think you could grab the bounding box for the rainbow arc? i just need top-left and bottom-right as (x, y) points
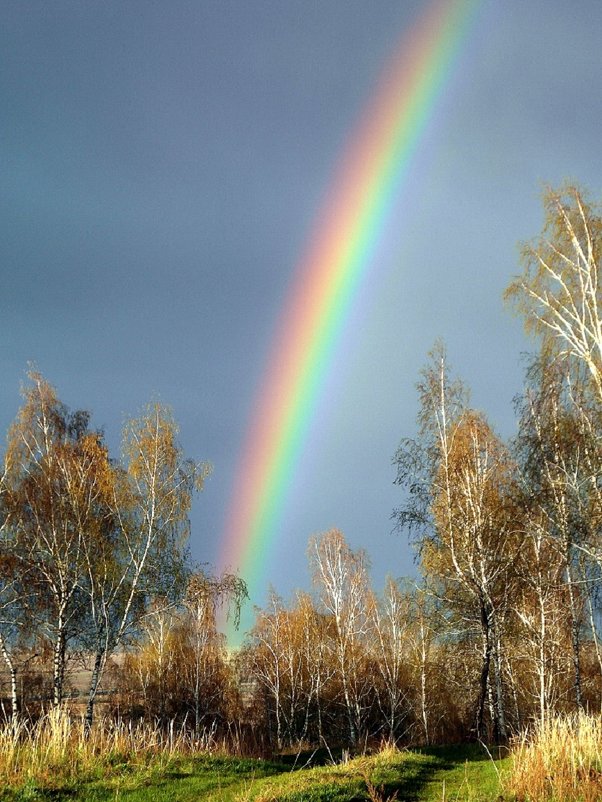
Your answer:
(219, 0), (481, 637)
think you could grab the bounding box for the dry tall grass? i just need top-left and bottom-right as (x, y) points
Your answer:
(0, 708), (214, 787)
(509, 712), (602, 802)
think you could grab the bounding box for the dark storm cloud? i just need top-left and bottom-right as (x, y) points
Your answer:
(1, 0), (601, 610)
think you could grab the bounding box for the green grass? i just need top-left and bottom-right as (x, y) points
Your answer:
(416, 745), (509, 802)
(0, 755), (283, 802)
(0, 744), (508, 802)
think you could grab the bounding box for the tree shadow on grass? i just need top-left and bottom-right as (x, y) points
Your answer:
(377, 751), (454, 802)
(377, 743), (505, 802)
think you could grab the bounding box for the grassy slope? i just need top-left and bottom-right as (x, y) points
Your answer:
(2, 745), (508, 802)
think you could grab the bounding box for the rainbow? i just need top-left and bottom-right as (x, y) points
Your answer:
(219, 0), (481, 633)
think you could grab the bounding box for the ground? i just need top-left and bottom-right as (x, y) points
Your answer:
(1, 744), (509, 802)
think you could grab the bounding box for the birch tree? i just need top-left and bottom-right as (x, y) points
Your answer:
(394, 347), (519, 741)
(82, 402), (210, 729)
(369, 578), (411, 742)
(431, 410), (519, 741)
(513, 358), (595, 712)
(182, 570), (247, 734)
(507, 186), (602, 709)
(405, 584), (439, 746)
(246, 590), (296, 749)
(506, 185), (602, 401)
(309, 528), (372, 746)
(0, 545), (31, 722)
(3, 373), (113, 707)
(511, 515), (570, 727)
(0, 460), (27, 722)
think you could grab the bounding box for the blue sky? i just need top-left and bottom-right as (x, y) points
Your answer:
(2, 0), (601, 632)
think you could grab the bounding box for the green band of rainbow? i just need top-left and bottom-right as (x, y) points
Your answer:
(219, 0), (481, 633)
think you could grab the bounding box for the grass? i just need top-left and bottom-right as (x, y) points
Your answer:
(6, 711), (602, 801)
(0, 708), (245, 799)
(508, 712), (602, 802)
(0, 709), (509, 801)
(417, 744), (508, 802)
(0, 742), (507, 802)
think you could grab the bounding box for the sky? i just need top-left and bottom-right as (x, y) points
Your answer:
(2, 0), (601, 637)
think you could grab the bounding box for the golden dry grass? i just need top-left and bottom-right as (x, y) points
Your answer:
(509, 712), (602, 802)
(0, 707), (206, 787)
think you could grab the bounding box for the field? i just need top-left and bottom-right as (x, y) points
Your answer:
(0, 740), (508, 802)
(5, 712), (602, 801)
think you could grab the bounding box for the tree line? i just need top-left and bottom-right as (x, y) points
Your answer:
(1, 184), (601, 752)
(238, 184), (602, 749)
(0, 379), (246, 731)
